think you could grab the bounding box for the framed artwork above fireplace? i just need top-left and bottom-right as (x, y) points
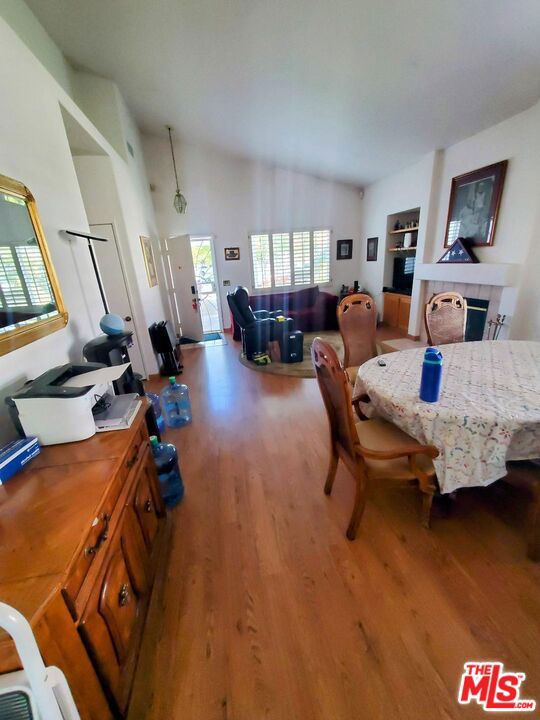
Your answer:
(444, 160), (507, 248)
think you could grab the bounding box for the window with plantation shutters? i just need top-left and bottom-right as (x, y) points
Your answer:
(0, 247), (27, 308)
(0, 245), (53, 310)
(249, 229), (331, 290)
(16, 245), (53, 305)
(250, 234), (272, 289)
(292, 231), (311, 285)
(272, 233), (291, 287)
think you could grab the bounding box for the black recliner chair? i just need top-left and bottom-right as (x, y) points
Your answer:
(227, 286), (294, 360)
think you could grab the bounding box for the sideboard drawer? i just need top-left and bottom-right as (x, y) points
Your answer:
(134, 450), (163, 550)
(79, 504), (149, 716)
(122, 425), (147, 479)
(63, 470), (123, 616)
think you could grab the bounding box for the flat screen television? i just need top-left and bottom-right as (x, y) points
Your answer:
(392, 255), (415, 292)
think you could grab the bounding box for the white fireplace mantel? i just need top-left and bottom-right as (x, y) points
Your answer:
(414, 262), (520, 287)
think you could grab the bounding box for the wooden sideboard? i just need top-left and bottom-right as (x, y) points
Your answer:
(382, 291), (411, 333)
(0, 404), (166, 719)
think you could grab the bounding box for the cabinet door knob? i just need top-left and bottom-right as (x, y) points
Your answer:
(118, 583), (130, 607)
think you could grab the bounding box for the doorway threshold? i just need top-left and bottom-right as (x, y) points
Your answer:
(181, 333), (227, 349)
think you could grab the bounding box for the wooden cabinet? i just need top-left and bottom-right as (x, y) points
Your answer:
(0, 405), (166, 719)
(383, 292), (411, 333)
(134, 452), (161, 551)
(79, 510), (147, 715)
(382, 292), (400, 327)
(397, 295), (411, 332)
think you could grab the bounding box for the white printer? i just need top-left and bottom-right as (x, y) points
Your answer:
(7, 363), (111, 445)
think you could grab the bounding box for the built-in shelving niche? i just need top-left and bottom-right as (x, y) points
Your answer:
(383, 207), (420, 292)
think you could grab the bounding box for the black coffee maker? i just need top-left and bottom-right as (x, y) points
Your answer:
(83, 332), (144, 395)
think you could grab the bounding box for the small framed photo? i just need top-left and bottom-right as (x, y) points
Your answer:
(224, 247), (240, 261)
(336, 239), (353, 260)
(366, 237), (378, 262)
(140, 236), (158, 287)
(444, 160), (507, 247)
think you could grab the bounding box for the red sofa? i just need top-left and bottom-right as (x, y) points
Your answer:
(231, 285), (338, 341)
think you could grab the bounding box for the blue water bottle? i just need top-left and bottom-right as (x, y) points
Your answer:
(146, 392), (165, 432)
(160, 376), (192, 428)
(419, 347), (443, 403)
(149, 435), (184, 507)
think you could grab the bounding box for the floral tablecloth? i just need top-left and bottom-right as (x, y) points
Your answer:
(353, 341), (540, 493)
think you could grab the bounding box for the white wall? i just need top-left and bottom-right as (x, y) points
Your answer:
(428, 101), (540, 268)
(71, 71), (127, 159)
(0, 11), (168, 442)
(429, 101), (540, 341)
(358, 152), (438, 310)
(73, 150), (168, 375)
(0, 0), (72, 94)
(359, 99), (540, 340)
(0, 17), (103, 442)
(142, 136), (363, 329)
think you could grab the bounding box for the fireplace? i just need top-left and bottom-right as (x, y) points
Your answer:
(464, 297), (489, 341)
(419, 280), (506, 343)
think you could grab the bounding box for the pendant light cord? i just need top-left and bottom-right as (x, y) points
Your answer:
(167, 126), (180, 192)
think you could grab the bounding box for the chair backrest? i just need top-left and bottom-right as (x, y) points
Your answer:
(425, 291), (467, 345)
(311, 337), (360, 461)
(227, 286), (256, 328)
(337, 293), (377, 369)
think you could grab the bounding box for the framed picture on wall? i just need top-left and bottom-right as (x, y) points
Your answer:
(140, 236), (158, 287)
(224, 247), (240, 261)
(366, 237), (378, 261)
(444, 160), (507, 247)
(337, 239), (353, 260)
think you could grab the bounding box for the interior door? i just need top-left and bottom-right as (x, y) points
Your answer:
(167, 234), (204, 342)
(89, 223), (146, 376)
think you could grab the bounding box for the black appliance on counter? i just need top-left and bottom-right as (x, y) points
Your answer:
(83, 332), (144, 395)
(83, 332), (161, 440)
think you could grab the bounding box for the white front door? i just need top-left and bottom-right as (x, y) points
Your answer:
(89, 223), (147, 376)
(191, 236), (223, 334)
(167, 234), (204, 342)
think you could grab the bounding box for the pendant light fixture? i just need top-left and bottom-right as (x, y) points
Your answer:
(167, 126), (187, 214)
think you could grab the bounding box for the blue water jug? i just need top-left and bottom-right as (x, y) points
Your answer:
(149, 435), (184, 507)
(160, 376), (192, 428)
(419, 347), (443, 403)
(146, 392), (165, 432)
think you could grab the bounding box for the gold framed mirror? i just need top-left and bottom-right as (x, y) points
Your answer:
(0, 174), (68, 356)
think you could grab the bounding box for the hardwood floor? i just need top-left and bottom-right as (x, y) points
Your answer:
(130, 334), (540, 720)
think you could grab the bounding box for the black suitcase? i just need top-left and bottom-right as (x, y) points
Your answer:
(279, 331), (304, 363)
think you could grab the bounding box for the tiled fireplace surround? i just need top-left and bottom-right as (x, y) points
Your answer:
(419, 281), (502, 342)
(412, 263), (519, 342)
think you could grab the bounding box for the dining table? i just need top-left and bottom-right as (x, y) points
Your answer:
(353, 340), (540, 494)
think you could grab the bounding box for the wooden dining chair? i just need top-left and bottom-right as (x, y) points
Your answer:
(337, 293), (377, 385)
(425, 291), (467, 345)
(311, 337), (439, 540)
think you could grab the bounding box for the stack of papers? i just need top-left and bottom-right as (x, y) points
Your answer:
(93, 393), (141, 432)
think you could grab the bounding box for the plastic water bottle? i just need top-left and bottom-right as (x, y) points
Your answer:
(149, 435), (184, 507)
(146, 392), (165, 433)
(419, 347), (443, 403)
(160, 376), (192, 428)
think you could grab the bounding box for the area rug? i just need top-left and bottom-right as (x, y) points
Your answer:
(238, 331), (344, 378)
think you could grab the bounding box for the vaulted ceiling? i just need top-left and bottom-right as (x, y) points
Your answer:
(27, 0), (540, 185)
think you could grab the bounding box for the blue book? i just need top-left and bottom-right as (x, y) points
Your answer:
(0, 437), (41, 484)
